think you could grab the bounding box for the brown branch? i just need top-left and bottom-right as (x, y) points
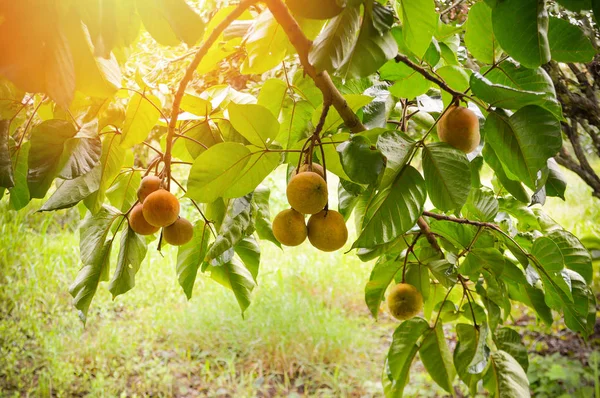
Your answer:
(417, 216), (444, 255)
(166, 0), (257, 191)
(394, 54), (464, 99)
(265, 0), (365, 133)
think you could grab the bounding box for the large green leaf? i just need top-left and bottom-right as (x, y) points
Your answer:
(241, 10), (288, 74)
(120, 93), (161, 148)
(354, 166), (426, 248)
(187, 142), (252, 203)
(464, 2), (501, 64)
(394, 0), (438, 58)
(106, 170), (141, 212)
(9, 142), (30, 210)
(223, 148), (280, 199)
(337, 135), (385, 185)
(206, 194), (254, 263)
(184, 122), (222, 159)
(309, 6), (361, 73)
(58, 120), (102, 180)
(376, 130), (417, 188)
(228, 103), (280, 148)
(257, 78), (288, 118)
(136, 0), (204, 46)
(545, 158), (566, 200)
(454, 324), (487, 393)
(364, 257), (403, 319)
(234, 236), (260, 281)
(419, 323), (456, 393)
(40, 166), (101, 211)
(339, 2), (396, 80)
(387, 317), (431, 396)
(492, 0), (550, 68)
(493, 327), (528, 371)
(27, 119), (77, 198)
(180, 93), (213, 116)
(463, 188), (499, 222)
(547, 17), (596, 63)
(422, 142), (471, 212)
(0, 120), (14, 188)
(484, 107), (562, 190)
(209, 256), (256, 315)
(176, 220), (210, 299)
(461, 248), (505, 278)
(388, 71), (431, 99)
(70, 205), (121, 322)
(482, 144), (529, 203)
(108, 224), (147, 298)
(484, 350), (530, 398)
(251, 185), (280, 248)
(541, 229), (593, 284)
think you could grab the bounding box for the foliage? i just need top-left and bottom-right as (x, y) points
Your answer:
(0, 0), (598, 396)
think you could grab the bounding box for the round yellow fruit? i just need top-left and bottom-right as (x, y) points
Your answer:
(307, 210), (348, 252)
(272, 208), (307, 246)
(387, 283), (423, 321)
(137, 175), (162, 203)
(286, 171), (328, 215)
(286, 0), (344, 20)
(437, 105), (480, 153)
(129, 203), (160, 235)
(142, 189), (180, 227)
(294, 163), (325, 179)
(163, 217), (194, 246)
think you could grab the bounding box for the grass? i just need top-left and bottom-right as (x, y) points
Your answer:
(0, 164), (598, 397)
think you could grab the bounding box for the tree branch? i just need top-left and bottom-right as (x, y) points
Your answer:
(264, 0), (365, 133)
(394, 53), (464, 99)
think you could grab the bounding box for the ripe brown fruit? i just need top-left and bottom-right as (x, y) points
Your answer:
(286, 0), (344, 20)
(163, 217), (194, 246)
(137, 176), (162, 203)
(294, 163), (325, 179)
(307, 210), (348, 252)
(142, 189), (180, 227)
(286, 171), (328, 215)
(387, 283), (423, 321)
(272, 208), (307, 246)
(129, 204), (160, 235)
(437, 105), (480, 153)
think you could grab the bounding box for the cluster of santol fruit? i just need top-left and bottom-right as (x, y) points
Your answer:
(128, 176), (193, 246)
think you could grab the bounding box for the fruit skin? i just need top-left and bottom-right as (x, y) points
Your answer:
(286, 0), (344, 20)
(163, 217), (194, 246)
(129, 204), (160, 235)
(272, 208), (307, 246)
(307, 210), (348, 252)
(142, 189), (180, 227)
(286, 171), (328, 215)
(387, 283), (424, 321)
(437, 105), (480, 153)
(294, 163), (325, 179)
(137, 176), (162, 203)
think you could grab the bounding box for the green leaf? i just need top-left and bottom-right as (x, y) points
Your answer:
(84, 133), (126, 214)
(532, 236), (565, 273)
(405, 263), (431, 301)
(420, 323), (456, 393)
(223, 148), (280, 199)
(234, 236), (260, 281)
(594, 0), (600, 24)
(276, 100), (313, 149)
(484, 350), (530, 398)
(312, 94), (372, 133)
(316, 134), (350, 180)
(337, 135), (385, 185)
(482, 144), (529, 203)
(555, 0), (593, 11)
(566, 269), (596, 336)
(510, 284), (553, 326)
(209, 256), (256, 315)
(180, 93), (213, 116)
(9, 142), (30, 210)
(387, 317), (431, 396)
(454, 324), (487, 393)
(58, 121), (102, 180)
(257, 78), (288, 118)
(543, 229), (593, 284)
(241, 10), (289, 74)
(136, 0), (204, 46)
(464, 188), (499, 222)
(376, 130), (417, 188)
(354, 166), (426, 248)
(120, 93), (161, 148)
(106, 170), (141, 212)
(394, 0), (438, 58)
(545, 158), (566, 200)
(461, 248), (505, 278)
(27, 119), (77, 198)
(365, 257), (403, 319)
(362, 84), (394, 129)
(492, 0), (550, 68)
(388, 71), (431, 99)
(493, 327), (528, 371)
(108, 224), (147, 298)
(484, 107), (562, 190)
(40, 166), (101, 211)
(206, 194), (254, 263)
(309, 6), (361, 73)
(422, 143), (471, 212)
(547, 17), (596, 63)
(176, 220), (210, 299)
(464, 2), (501, 64)
(251, 185), (280, 248)
(184, 122), (222, 159)
(0, 120), (14, 188)
(339, 2), (396, 80)
(187, 142), (252, 203)
(228, 103), (280, 148)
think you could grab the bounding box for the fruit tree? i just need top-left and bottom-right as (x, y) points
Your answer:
(0, 0), (599, 396)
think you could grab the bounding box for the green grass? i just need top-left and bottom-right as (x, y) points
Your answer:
(0, 164), (598, 397)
